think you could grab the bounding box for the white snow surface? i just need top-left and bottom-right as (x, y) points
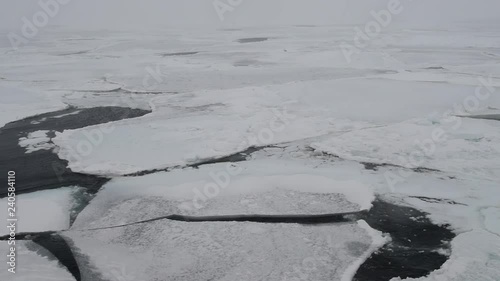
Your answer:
(311, 117), (500, 181)
(71, 159), (374, 229)
(0, 85), (66, 128)
(52, 76), (498, 176)
(0, 187), (77, 235)
(1, 26), (499, 281)
(18, 130), (55, 153)
(66, 220), (373, 281)
(66, 159), (379, 280)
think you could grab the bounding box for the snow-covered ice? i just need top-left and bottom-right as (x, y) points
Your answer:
(18, 130), (55, 153)
(0, 85), (66, 128)
(52, 77), (498, 176)
(0, 187), (78, 235)
(66, 220), (375, 281)
(1, 25), (499, 281)
(311, 117), (500, 181)
(71, 158), (374, 229)
(482, 207), (500, 236)
(63, 158), (380, 280)
(341, 220), (389, 281)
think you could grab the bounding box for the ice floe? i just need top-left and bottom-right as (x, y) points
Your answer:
(18, 130), (54, 153)
(0, 187), (80, 235)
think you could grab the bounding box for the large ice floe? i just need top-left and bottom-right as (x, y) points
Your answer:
(0, 187), (84, 236)
(0, 85), (66, 128)
(71, 159), (375, 229)
(52, 76), (500, 176)
(64, 159), (381, 281)
(311, 116), (500, 182)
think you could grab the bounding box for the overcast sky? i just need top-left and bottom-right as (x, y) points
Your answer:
(1, 0), (499, 30)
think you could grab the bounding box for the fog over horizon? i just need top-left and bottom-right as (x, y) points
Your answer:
(1, 0), (500, 31)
